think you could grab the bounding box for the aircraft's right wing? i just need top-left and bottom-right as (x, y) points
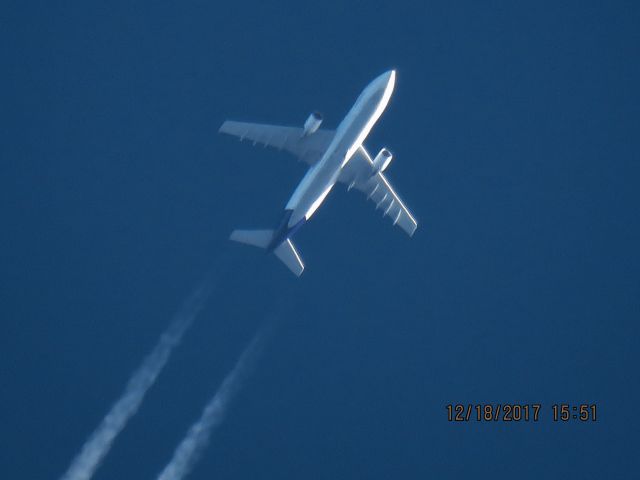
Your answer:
(219, 120), (335, 166)
(338, 146), (418, 237)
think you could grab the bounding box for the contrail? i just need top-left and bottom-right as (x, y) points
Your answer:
(156, 326), (269, 480)
(59, 277), (216, 480)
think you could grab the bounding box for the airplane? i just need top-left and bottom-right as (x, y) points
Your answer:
(219, 70), (417, 276)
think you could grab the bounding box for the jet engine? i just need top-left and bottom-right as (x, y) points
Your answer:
(372, 148), (393, 174)
(303, 111), (323, 136)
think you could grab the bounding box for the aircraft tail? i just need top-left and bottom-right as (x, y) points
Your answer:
(229, 230), (305, 276)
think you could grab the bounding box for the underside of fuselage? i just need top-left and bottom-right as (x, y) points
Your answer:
(266, 210), (306, 252)
(282, 71), (395, 232)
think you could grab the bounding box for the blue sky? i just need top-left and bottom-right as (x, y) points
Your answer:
(1, 1), (639, 478)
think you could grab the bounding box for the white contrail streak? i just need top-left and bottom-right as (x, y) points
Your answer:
(156, 328), (268, 480)
(59, 279), (215, 480)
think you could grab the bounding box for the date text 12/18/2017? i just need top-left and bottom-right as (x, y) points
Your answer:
(446, 404), (597, 422)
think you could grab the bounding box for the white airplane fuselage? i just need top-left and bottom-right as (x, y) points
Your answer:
(267, 70), (396, 251)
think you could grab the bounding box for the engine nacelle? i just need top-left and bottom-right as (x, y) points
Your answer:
(303, 111), (323, 136)
(372, 148), (393, 174)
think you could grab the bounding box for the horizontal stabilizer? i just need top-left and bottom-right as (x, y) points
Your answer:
(229, 229), (273, 249)
(274, 239), (304, 276)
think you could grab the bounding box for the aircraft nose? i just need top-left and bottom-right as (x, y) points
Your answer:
(378, 69), (396, 89)
(377, 69), (394, 83)
(364, 70), (396, 99)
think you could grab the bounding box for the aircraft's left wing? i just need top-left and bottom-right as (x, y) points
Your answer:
(338, 146), (418, 237)
(219, 120), (335, 166)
